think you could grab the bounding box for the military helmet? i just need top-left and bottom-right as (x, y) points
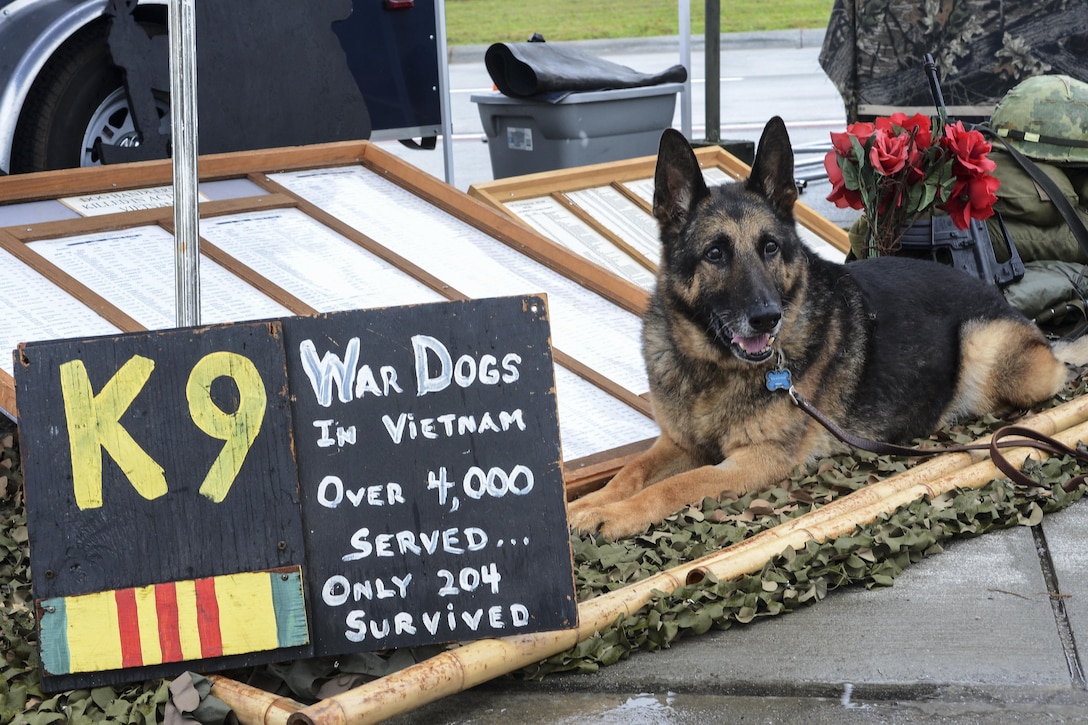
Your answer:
(989, 75), (1088, 164)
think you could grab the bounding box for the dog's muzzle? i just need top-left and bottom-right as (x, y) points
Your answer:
(710, 308), (780, 363)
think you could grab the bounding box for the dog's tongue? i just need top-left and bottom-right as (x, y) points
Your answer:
(733, 333), (771, 354)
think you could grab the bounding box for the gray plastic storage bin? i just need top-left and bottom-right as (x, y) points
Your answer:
(471, 83), (682, 178)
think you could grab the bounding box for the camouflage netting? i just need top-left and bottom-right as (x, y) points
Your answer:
(4, 370), (1088, 720)
(819, 0), (1088, 121)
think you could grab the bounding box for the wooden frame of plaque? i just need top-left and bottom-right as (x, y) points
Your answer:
(467, 145), (850, 295)
(0, 141), (677, 495)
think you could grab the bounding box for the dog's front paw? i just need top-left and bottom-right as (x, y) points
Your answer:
(568, 499), (652, 541)
(566, 501), (603, 536)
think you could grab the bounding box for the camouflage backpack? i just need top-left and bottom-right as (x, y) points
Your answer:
(980, 75), (1088, 331)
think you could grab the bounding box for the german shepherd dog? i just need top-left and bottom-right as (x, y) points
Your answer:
(568, 116), (1088, 540)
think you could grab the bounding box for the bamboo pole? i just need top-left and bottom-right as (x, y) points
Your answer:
(284, 395), (1088, 725)
(209, 676), (305, 725)
(691, 418), (1088, 584)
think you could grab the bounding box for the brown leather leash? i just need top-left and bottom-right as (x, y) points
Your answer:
(785, 386), (1088, 493)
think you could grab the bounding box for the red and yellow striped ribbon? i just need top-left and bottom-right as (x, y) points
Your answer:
(39, 567), (307, 676)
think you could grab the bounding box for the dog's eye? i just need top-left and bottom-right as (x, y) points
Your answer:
(704, 245), (725, 263)
(763, 240), (780, 257)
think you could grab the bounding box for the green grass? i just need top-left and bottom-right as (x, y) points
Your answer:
(443, 0), (835, 46)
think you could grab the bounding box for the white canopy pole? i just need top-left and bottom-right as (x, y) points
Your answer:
(169, 0), (200, 327)
(434, 0), (455, 186)
(678, 0), (692, 139)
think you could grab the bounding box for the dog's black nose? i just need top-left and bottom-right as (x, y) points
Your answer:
(748, 305), (781, 334)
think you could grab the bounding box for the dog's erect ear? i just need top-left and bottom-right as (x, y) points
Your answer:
(746, 116), (797, 220)
(653, 129), (709, 231)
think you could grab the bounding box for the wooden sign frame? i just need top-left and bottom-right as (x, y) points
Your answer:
(0, 141), (664, 493)
(467, 145), (851, 294)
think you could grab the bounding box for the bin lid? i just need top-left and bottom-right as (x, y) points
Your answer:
(484, 41), (688, 99)
(470, 82), (684, 106)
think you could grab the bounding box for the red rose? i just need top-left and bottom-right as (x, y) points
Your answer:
(939, 173), (1001, 229)
(879, 113), (933, 150)
(845, 121), (876, 148)
(940, 121), (996, 176)
(824, 150), (864, 209)
(829, 130), (854, 156)
(868, 128), (911, 176)
(831, 122), (876, 157)
(875, 113), (931, 183)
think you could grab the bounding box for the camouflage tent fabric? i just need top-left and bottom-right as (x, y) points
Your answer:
(819, 0), (1088, 121)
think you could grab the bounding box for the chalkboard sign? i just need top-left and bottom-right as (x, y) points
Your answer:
(15, 296), (578, 688)
(14, 322), (310, 690)
(282, 295), (577, 655)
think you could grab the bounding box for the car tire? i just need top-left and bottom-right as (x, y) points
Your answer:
(11, 25), (167, 174)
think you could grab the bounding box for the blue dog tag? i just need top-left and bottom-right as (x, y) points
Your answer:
(766, 368), (792, 391)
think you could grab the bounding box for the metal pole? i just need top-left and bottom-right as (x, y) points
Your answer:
(704, 0), (720, 144)
(678, 0), (692, 139)
(434, 0), (455, 186)
(169, 0), (200, 327)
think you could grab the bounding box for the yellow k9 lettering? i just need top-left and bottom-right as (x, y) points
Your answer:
(60, 352), (267, 510)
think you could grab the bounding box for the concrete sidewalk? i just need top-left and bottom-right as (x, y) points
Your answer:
(375, 32), (1088, 724)
(383, 503), (1088, 723)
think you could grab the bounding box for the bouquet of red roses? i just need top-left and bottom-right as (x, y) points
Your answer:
(823, 112), (1001, 257)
